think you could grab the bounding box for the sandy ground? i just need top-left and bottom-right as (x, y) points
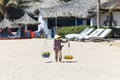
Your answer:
(0, 38), (120, 80)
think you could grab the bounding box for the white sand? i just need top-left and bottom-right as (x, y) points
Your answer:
(0, 38), (120, 80)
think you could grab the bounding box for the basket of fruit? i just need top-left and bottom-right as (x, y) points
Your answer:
(42, 52), (50, 58)
(64, 55), (73, 60)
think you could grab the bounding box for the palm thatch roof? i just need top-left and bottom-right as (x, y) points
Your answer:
(0, 17), (13, 28)
(87, 0), (120, 19)
(23, 0), (64, 17)
(100, 1), (120, 9)
(38, 0), (97, 18)
(12, 13), (40, 25)
(25, 0), (63, 8)
(89, 0), (120, 12)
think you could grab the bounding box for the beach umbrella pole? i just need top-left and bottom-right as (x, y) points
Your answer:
(75, 18), (77, 26)
(25, 25), (28, 31)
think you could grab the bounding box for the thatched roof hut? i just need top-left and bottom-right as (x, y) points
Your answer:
(37, 0), (98, 18)
(0, 17), (13, 28)
(13, 13), (40, 25)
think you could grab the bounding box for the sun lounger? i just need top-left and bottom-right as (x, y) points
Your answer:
(65, 28), (89, 40)
(89, 29), (112, 42)
(77, 28), (105, 41)
(74, 28), (95, 40)
(65, 28), (94, 40)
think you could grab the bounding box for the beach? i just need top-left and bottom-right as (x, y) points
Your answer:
(0, 38), (120, 80)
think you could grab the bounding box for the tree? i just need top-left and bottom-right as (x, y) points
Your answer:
(0, 0), (17, 18)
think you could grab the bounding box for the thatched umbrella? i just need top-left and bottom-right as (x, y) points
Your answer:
(38, 0), (98, 18)
(12, 12), (40, 30)
(0, 17), (13, 28)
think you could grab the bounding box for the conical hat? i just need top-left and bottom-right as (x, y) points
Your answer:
(54, 34), (61, 39)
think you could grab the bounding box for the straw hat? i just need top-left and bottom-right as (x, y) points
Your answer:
(54, 34), (61, 39)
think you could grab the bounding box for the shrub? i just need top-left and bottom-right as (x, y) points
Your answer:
(102, 26), (120, 38)
(109, 27), (120, 38)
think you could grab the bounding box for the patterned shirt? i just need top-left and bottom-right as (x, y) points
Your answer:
(54, 39), (68, 51)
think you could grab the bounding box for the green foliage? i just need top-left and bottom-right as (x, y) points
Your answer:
(100, 26), (120, 38)
(109, 27), (120, 38)
(42, 52), (50, 55)
(57, 26), (93, 38)
(42, 51), (50, 58)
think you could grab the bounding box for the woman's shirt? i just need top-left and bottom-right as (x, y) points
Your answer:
(54, 39), (68, 51)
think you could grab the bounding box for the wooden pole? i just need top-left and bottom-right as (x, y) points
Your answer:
(97, 0), (100, 29)
(109, 11), (113, 27)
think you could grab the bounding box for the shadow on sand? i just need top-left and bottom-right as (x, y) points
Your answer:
(45, 60), (77, 63)
(45, 61), (53, 63)
(62, 61), (77, 63)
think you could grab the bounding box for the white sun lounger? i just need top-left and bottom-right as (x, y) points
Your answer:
(74, 28), (95, 40)
(65, 28), (89, 40)
(77, 28), (105, 41)
(89, 29), (112, 42)
(65, 28), (94, 40)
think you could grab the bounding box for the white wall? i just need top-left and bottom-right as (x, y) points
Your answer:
(113, 12), (120, 26)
